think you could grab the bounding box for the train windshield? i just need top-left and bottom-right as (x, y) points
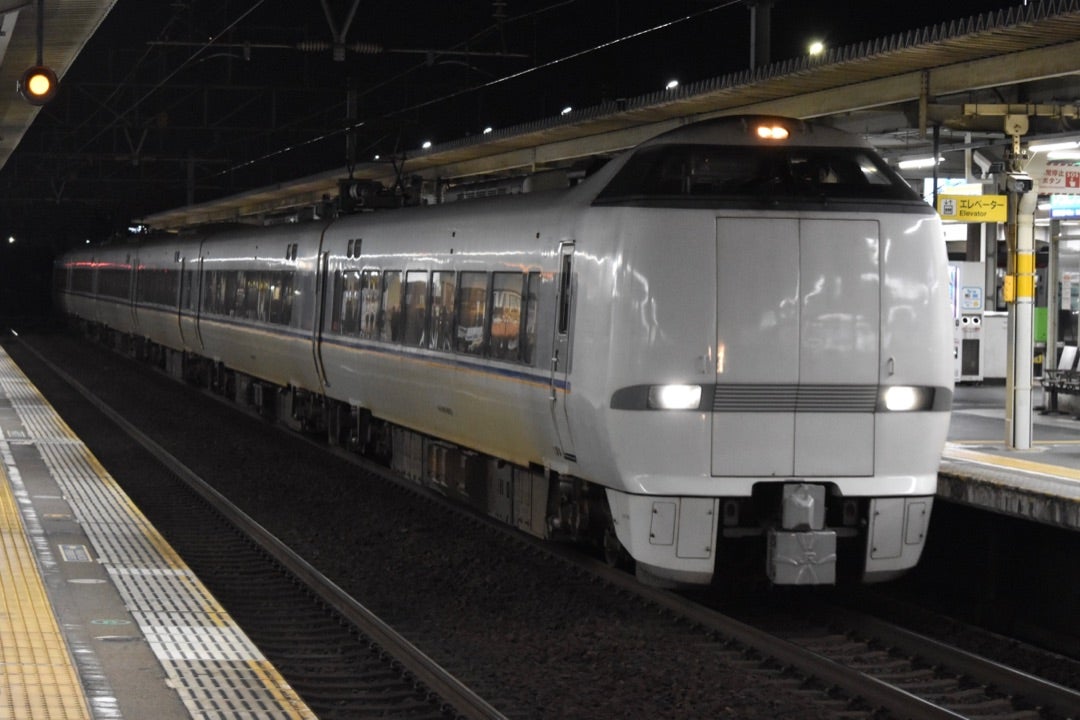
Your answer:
(594, 144), (925, 208)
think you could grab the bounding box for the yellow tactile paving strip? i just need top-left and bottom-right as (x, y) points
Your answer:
(1, 345), (317, 720)
(0, 460), (93, 720)
(945, 442), (1080, 484)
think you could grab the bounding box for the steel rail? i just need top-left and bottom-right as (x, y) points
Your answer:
(21, 340), (507, 720)
(833, 607), (1080, 718)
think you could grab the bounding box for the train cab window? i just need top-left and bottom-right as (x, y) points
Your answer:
(455, 272), (489, 355)
(429, 271), (456, 351)
(359, 271), (380, 338)
(380, 271), (403, 342)
(403, 271), (429, 346)
(490, 273), (523, 362)
(594, 144), (922, 206)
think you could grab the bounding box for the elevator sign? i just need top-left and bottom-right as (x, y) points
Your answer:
(1041, 164), (1080, 194)
(937, 194), (1008, 222)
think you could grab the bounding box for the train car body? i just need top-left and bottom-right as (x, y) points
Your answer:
(56, 116), (953, 586)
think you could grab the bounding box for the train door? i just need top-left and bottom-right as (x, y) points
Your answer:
(178, 255), (204, 351)
(549, 241), (577, 462)
(712, 217), (879, 477)
(177, 256), (188, 345)
(311, 247), (330, 393)
(127, 252), (139, 333)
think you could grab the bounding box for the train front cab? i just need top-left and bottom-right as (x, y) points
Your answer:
(595, 116), (952, 587)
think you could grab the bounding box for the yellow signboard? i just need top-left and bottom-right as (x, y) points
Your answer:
(937, 194), (1008, 222)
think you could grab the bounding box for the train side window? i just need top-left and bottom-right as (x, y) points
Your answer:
(231, 271), (246, 317)
(71, 267), (92, 293)
(257, 272), (272, 322)
(341, 271), (362, 335)
(280, 272), (294, 325)
(557, 252), (573, 335)
(404, 270), (429, 346)
(455, 272), (489, 355)
(380, 271), (403, 342)
(491, 273), (523, 362)
(330, 271), (345, 332)
(359, 271), (380, 338)
(429, 271), (456, 351)
(269, 272), (286, 324)
(523, 271), (541, 365)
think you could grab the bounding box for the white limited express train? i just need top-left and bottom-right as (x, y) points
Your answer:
(56, 116), (953, 586)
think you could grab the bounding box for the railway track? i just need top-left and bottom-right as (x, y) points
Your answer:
(11, 330), (1080, 719)
(14, 337), (503, 720)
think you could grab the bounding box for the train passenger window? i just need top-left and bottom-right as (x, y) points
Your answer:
(359, 271), (380, 338)
(557, 253), (573, 335)
(523, 272), (541, 365)
(491, 273), (523, 362)
(380, 271), (403, 342)
(257, 273), (272, 321)
(268, 272), (286, 324)
(403, 271), (429, 346)
(339, 271), (362, 335)
(279, 272), (294, 325)
(71, 268), (93, 293)
(455, 272), (488, 355)
(98, 267), (131, 299)
(330, 271), (345, 332)
(429, 271), (456, 351)
(232, 272), (246, 317)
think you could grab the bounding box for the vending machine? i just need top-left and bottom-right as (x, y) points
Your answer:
(950, 261), (985, 383)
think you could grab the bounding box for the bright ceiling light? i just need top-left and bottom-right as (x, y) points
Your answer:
(1030, 140), (1080, 153)
(898, 156), (944, 169)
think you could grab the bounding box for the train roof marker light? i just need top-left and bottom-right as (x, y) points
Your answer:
(756, 124), (789, 141)
(18, 65), (58, 106)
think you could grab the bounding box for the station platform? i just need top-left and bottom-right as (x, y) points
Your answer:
(943, 382), (1080, 532)
(0, 346), (315, 719)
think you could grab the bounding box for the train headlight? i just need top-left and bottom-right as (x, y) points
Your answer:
(647, 384), (703, 410)
(880, 385), (933, 412)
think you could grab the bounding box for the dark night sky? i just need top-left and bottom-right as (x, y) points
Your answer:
(0, 0), (1030, 319)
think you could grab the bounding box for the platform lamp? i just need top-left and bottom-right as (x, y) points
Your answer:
(16, 0), (58, 105)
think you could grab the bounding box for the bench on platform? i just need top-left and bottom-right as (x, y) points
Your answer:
(1040, 345), (1080, 413)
